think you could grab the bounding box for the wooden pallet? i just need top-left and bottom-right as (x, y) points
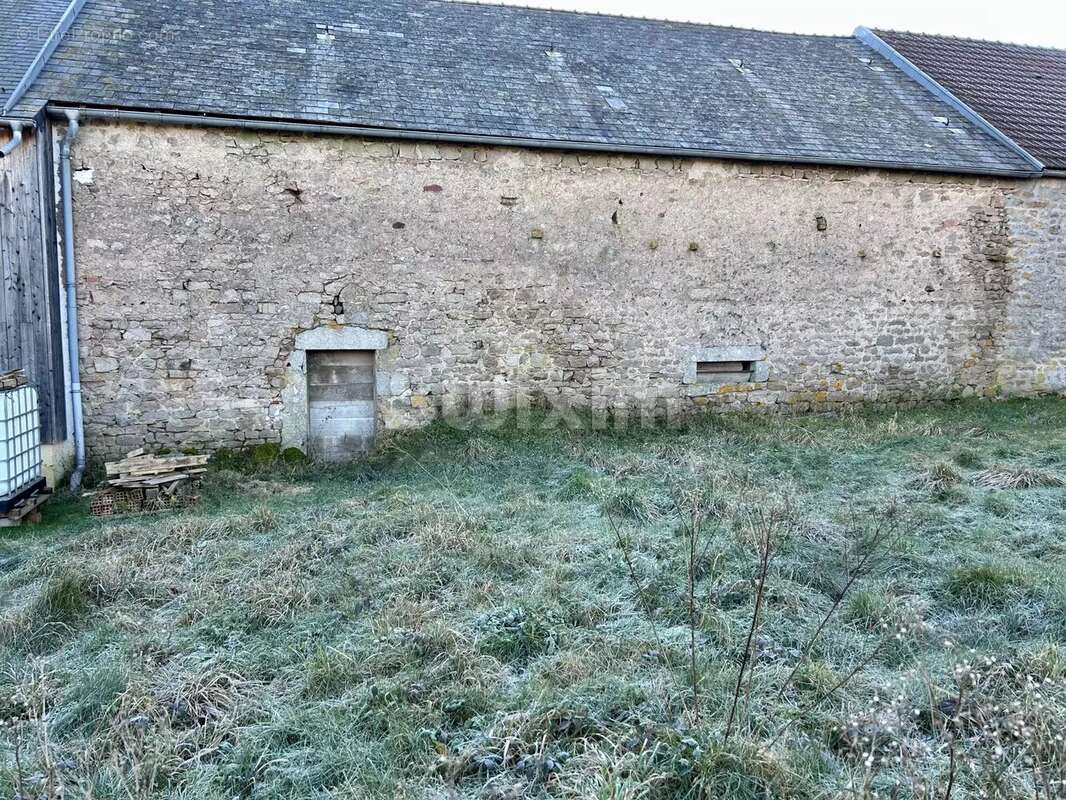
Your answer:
(90, 449), (208, 517)
(0, 490), (50, 528)
(104, 451), (210, 489)
(0, 369), (28, 390)
(105, 455), (209, 477)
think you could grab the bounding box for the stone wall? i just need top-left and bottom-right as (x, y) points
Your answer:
(65, 122), (1064, 459)
(1001, 177), (1066, 395)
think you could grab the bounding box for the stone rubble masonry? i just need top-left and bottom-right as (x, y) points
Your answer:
(66, 122), (1065, 460)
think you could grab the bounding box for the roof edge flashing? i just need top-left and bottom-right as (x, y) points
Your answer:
(0, 118), (35, 130)
(2, 0), (91, 117)
(45, 104), (1042, 179)
(854, 26), (1044, 172)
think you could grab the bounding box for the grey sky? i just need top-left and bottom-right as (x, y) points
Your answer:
(471, 0), (1066, 48)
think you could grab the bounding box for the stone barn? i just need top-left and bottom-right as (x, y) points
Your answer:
(1, 0), (1063, 480)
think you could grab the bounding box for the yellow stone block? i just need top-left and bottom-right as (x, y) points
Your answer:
(720, 384), (755, 394)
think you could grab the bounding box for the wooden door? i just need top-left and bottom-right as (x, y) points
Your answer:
(307, 350), (375, 461)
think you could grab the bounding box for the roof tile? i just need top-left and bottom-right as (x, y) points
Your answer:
(0, 0), (72, 111)
(4, 0), (1037, 174)
(874, 29), (1066, 169)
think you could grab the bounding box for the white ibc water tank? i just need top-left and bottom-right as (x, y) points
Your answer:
(0, 385), (44, 510)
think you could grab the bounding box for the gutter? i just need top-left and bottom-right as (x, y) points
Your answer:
(0, 121), (25, 158)
(1, 0), (89, 117)
(59, 111), (86, 491)
(854, 26), (1045, 174)
(47, 105), (1042, 179)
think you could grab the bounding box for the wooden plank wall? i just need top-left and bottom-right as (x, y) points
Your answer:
(308, 350), (376, 461)
(0, 113), (67, 443)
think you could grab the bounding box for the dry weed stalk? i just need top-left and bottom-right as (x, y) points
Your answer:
(774, 514), (900, 705)
(674, 491), (711, 724)
(3, 663), (62, 800)
(724, 507), (781, 744)
(603, 508), (670, 670)
(834, 648), (1066, 800)
(670, 482), (729, 726)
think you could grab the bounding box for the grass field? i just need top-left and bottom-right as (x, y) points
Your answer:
(1, 399), (1065, 799)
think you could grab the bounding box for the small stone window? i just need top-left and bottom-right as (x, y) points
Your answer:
(684, 346), (769, 386)
(696, 360), (755, 383)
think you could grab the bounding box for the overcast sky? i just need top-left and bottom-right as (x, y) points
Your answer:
(471, 0), (1066, 48)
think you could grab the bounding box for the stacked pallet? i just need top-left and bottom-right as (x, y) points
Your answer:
(105, 449), (209, 489)
(0, 491), (50, 528)
(0, 369), (28, 390)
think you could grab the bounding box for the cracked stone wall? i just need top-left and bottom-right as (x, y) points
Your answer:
(65, 122), (1064, 459)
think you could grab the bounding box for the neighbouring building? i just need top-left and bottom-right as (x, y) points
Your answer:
(1, 0), (1063, 476)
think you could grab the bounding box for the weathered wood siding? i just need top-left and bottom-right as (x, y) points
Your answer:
(0, 114), (66, 443)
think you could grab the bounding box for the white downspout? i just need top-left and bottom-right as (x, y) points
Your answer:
(59, 110), (85, 490)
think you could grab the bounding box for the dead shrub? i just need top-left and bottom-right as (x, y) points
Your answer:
(972, 465), (1065, 490)
(153, 661), (251, 730)
(913, 462), (963, 492)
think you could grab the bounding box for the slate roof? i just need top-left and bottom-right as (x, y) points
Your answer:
(0, 0), (72, 113)
(875, 30), (1066, 170)
(4, 0), (1037, 175)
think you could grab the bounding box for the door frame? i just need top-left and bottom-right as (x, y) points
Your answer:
(280, 325), (388, 454)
